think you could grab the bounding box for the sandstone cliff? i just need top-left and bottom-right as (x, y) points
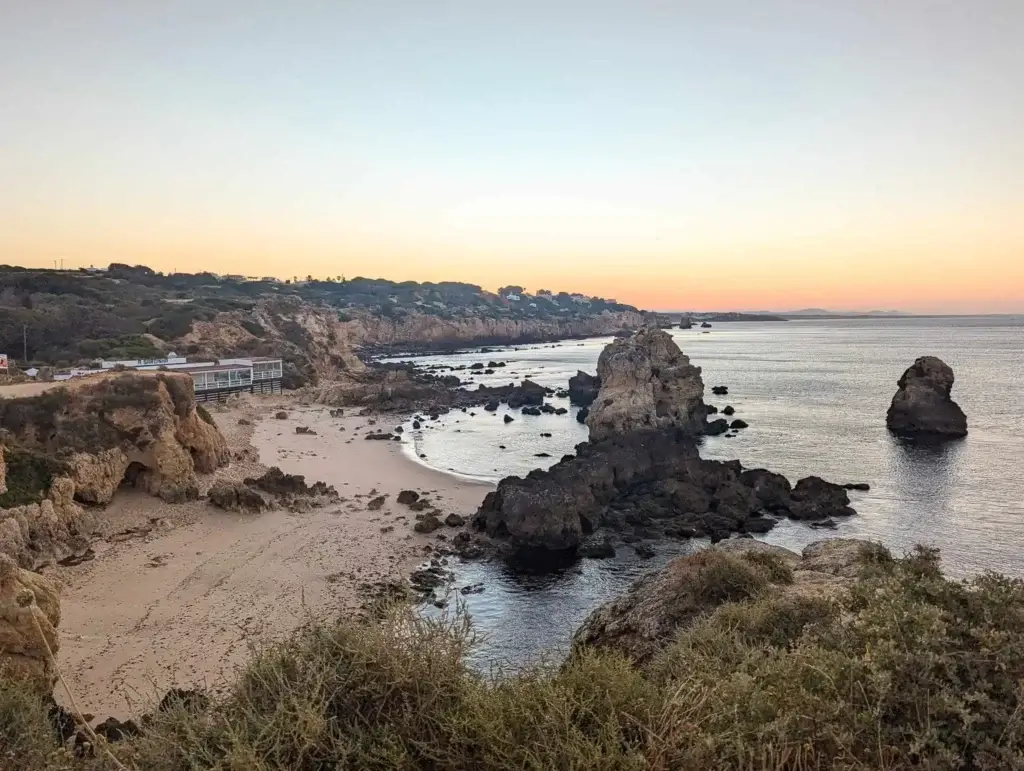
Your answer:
(586, 327), (707, 441)
(180, 297), (644, 388)
(886, 356), (968, 438)
(573, 538), (888, 665)
(0, 373), (229, 566)
(0, 554), (61, 688)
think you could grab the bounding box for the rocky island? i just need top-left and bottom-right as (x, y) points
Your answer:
(473, 328), (858, 557)
(886, 355), (968, 438)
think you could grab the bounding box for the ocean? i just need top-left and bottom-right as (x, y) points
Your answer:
(388, 316), (1024, 668)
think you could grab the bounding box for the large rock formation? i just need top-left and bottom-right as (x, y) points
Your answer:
(0, 554), (61, 688)
(573, 538), (888, 665)
(0, 373), (230, 566)
(586, 328), (707, 441)
(472, 430), (856, 552)
(886, 356), (968, 438)
(567, 371), (600, 407)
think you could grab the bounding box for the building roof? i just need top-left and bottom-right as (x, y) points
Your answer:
(178, 363), (254, 374)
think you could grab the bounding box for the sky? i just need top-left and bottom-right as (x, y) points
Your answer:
(1, 1), (1022, 313)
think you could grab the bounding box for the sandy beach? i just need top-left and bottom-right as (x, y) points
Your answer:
(51, 396), (492, 719)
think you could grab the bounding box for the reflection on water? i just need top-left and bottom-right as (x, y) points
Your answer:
(399, 317), (1024, 667)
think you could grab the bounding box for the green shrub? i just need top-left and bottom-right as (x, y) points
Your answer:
(0, 447), (68, 507)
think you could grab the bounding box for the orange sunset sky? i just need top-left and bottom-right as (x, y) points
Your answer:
(2, 1), (1022, 313)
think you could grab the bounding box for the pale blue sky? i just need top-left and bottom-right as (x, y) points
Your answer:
(2, 1), (1021, 311)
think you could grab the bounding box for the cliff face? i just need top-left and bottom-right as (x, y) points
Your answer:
(180, 298), (644, 387)
(0, 554), (61, 689)
(0, 373), (229, 567)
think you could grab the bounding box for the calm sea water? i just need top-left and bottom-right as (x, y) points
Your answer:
(389, 317), (1024, 667)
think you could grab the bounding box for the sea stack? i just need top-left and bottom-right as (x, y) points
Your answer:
(586, 327), (707, 441)
(886, 356), (967, 439)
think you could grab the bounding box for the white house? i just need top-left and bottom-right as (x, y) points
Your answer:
(505, 293), (521, 301)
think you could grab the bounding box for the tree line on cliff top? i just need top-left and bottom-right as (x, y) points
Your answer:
(0, 264), (637, 368)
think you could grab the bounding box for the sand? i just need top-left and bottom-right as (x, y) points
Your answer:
(51, 397), (493, 719)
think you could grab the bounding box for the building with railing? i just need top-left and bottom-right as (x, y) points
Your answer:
(97, 354), (284, 402)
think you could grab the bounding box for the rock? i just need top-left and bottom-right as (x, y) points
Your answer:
(503, 415), (514, 424)
(394, 426), (404, 433)
(414, 514), (443, 534)
(207, 481), (268, 513)
(521, 406), (542, 416)
(295, 426), (317, 435)
(483, 400), (499, 412)
(586, 328), (707, 441)
(711, 386), (728, 395)
(572, 538), (887, 665)
(158, 687), (210, 714)
(534, 452), (551, 458)
(554, 407), (568, 415)
(739, 468), (792, 511)
(469, 363), (484, 370)
(701, 321), (712, 328)
(576, 407), (590, 424)
(842, 482), (871, 491)
(94, 717), (142, 742)
(275, 411), (289, 419)
(810, 518), (837, 529)
(580, 538), (616, 559)
(722, 405), (735, 416)
(397, 490), (420, 505)
(329, 409), (345, 418)
(704, 418), (729, 435)
(367, 495), (387, 510)
(412, 420), (422, 429)
(540, 432), (552, 437)
(444, 513), (466, 527)
(237, 418), (252, 426)
(539, 403), (556, 414)
(364, 432), (395, 440)
(567, 371), (601, 407)
(0, 555), (61, 689)
(729, 419), (748, 429)
(634, 543), (656, 558)
(886, 356), (967, 438)
(788, 476), (855, 520)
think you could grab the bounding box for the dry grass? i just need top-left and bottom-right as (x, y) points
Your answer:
(6, 547), (1024, 770)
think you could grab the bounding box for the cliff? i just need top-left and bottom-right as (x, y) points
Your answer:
(0, 373), (229, 567)
(0, 554), (61, 689)
(179, 297), (644, 388)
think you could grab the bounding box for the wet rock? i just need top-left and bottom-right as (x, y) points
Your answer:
(842, 482), (871, 491)
(366, 495), (387, 510)
(788, 476), (855, 520)
(275, 411), (288, 419)
(705, 418), (729, 436)
(722, 405), (735, 416)
(711, 386), (728, 395)
(567, 370), (601, 407)
(576, 406), (590, 424)
(484, 400), (499, 411)
(295, 426), (317, 435)
(534, 452), (551, 458)
(886, 356), (967, 438)
(412, 420), (422, 429)
(364, 432), (395, 440)
(634, 543), (656, 558)
(521, 406), (542, 416)
(397, 490), (420, 505)
(580, 538), (616, 559)
(555, 407), (568, 415)
(414, 514), (443, 533)
(445, 513), (466, 527)
(503, 415), (514, 424)
(729, 419), (748, 429)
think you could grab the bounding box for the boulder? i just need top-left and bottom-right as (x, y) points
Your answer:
(444, 513), (466, 527)
(788, 476), (855, 520)
(886, 356), (968, 438)
(575, 407), (589, 424)
(414, 514), (443, 534)
(0, 555), (61, 689)
(567, 371), (601, 407)
(207, 481), (268, 513)
(586, 327), (707, 441)
(397, 490), (420, 505)
(503, 414), (514, 424)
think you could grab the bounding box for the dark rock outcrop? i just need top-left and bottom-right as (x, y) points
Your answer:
(567, 371), (600, 407)
(886, 356), (968, 438)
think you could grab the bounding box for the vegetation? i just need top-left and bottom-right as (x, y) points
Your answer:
(5, 547), (1024, 769)
(0, 447), (68, 507)
(0, 265), (639, 367)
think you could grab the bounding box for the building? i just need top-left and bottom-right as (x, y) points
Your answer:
(98, 354), (284, 402)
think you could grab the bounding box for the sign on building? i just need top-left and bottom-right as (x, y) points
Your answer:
(0, 354), (8, 370)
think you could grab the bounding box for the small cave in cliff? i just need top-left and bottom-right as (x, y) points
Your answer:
(120, 461), (151, 491)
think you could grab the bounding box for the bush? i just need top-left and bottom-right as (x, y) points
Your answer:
(8, 548), (1024, 770)
(0, 447), (68, 507)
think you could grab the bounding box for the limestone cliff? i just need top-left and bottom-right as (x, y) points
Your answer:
(0, 373), (229, 566)
(179, 297), (644, 388)
(0, 554), (61, 688)
(586, 327), (707, 441)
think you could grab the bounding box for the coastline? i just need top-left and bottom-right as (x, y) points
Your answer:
(51, 396), (493, 718)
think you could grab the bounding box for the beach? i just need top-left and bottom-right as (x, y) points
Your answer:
(50, 395), (492, 718)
